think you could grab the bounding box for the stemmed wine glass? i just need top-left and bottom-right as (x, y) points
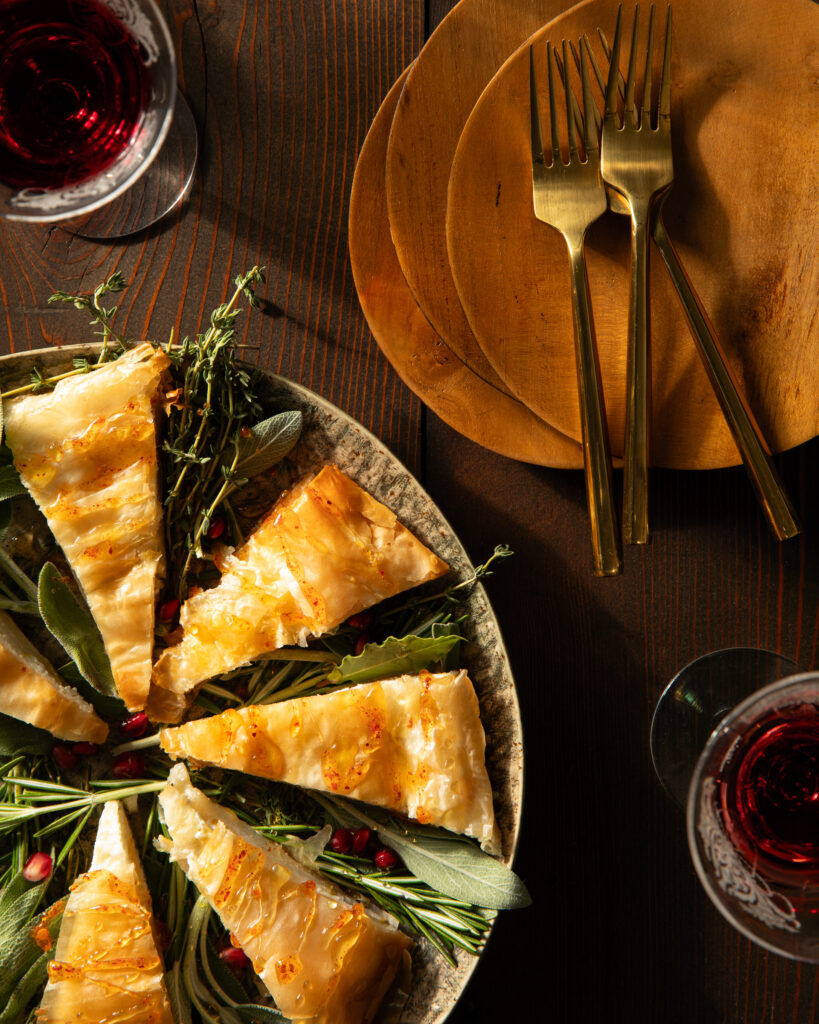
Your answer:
(0, 0), (198, 237)
(651, 649), (819, 961)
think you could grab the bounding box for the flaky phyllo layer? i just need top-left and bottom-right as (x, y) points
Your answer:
(158, 764), (411, 1024)
(37, 801), (173, 1024)
(160, 669), (500, 851)
(149, 464), (448, 720)
(0, 610), (107, 743)
(5, 344), (169, 711)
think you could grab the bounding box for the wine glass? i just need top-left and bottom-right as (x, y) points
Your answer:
(0, 0), (198, 236)
(652, 650), (819, 961)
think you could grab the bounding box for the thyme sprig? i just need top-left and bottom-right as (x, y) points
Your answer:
(0, 274), (126, 408)
(161, 268), (267, 599)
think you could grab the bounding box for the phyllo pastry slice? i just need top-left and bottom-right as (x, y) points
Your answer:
(37, 800), (174, 1024)
(157, 763), (411, 1024)
(0, 611), (107, 743)
(4, 344), (169, 712)
(149, 464), (448, 721)
(160, 669), (499, 852)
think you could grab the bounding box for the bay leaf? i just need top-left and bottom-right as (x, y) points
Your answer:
(329, 634), (462, 686)
(235, 411), (302, 478)
(37, 562), (118, 698)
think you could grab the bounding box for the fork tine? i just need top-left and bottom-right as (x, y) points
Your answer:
(529, 46), (546, 165)
(659, 6), (672, 121)
(642, 5), (655, 128)
(624, 5), (640, 128)
(556, 44), (589, 139)
(604, 5), (623, 118)
(596, 30), (627, 101)
(562, 41), (579, 157)
(579, 42), (598, 154)
(545, 43), (562, 162)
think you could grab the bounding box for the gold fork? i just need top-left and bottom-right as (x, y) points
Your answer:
(530, 41), (621, 576)
(582, 29), (800, 542)
(601, 4), (672, 546)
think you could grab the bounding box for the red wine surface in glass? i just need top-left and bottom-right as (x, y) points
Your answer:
(720, 703), (819, 873)
(0, 0), (150, 190)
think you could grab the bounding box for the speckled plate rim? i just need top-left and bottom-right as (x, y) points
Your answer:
(0, 344), (525, 1024)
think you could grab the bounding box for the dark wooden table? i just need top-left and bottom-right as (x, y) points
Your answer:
(2, 2), (818, 1021)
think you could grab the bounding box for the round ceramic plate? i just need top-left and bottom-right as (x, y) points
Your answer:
(0, 345), (524, 1024)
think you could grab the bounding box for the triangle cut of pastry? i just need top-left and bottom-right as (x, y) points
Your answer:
(5, 344), (169, 711)
(160, 668), (499, 852)
(0, 610), (107, 743)
(148, 463), (448, 721)
(37, 799), (174, 1024)
(157, 763), (412, 1024)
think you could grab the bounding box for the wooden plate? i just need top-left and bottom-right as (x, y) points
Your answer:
(447, 0), (819, 469)
(350, 68), (583, 468)
(0, 343), (524, 1024)
(385, 0), (592, 394)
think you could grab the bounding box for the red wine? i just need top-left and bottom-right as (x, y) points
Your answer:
(0, 0), (150, 190)
(719, 704), (819, 874)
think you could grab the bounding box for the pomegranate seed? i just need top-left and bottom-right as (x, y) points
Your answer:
(346, 611), (374, 631)
(352, 827), (372, 856)
(219, 945), (251, 972)
(159, 599), (180, 622)
(374, 847), (400, 870)
(330, 828), (353, 854)
(52, 744), (78, 772)
(207, 517), (226, 540)
(354, 631), (373, 656)
(23, 852), (53, 883)
(112, 753), (146, 779)
(119, 712), (149, 739)
(71, 742), (99, 756)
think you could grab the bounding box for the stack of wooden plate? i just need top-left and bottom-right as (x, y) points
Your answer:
(349, 0), (819, 470)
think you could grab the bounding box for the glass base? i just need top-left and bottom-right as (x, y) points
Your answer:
(650, 648), (800, 808)
(68, 88), (198, 240)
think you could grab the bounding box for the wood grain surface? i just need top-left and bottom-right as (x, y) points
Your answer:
(349, 65), (583, 467)
(1, 3), (818, 1023)
(447, 0), (819, 468)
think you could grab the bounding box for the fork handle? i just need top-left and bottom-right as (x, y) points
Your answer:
(652, 206), (800, 541)
(568, 244), (622, 576)
(622, 206), (651, 546)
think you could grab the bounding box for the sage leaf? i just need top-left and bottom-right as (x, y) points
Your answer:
(166, 960), (191, 1024)
(0, 464), (26, 502)
(37, 562), (118, 698)
(204, 938), (250, 1004)
(0, 948), (52, 1024)
(329, 634), (463, 686)
(235, 411), (302, 478)
(58, 661), (127, 720)
(0, 874), (56, 1006)
(312, 794), (530, 911)
(0, 500), (9, 540)
(0, 712), (54, 756)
